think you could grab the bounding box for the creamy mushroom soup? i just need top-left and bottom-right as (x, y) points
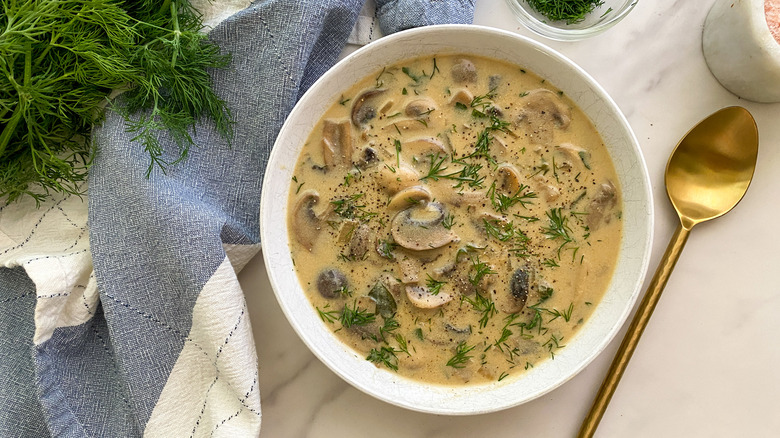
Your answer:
(287, 55), (622, 385)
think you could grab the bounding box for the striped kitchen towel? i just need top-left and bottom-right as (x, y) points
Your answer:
(0, 1), (474, 436)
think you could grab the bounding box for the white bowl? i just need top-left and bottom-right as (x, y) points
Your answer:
(260, 24), (653, 415)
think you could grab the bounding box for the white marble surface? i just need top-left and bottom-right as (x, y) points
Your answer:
(238, 1), (780, 436)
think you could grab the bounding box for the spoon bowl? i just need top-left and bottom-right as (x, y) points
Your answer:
(666, 107), (759, 227)
(579, 106), (759, 437)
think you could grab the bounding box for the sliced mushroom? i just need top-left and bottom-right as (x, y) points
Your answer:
(356, 146), (380, 170)
(474, 212), (508, 240)
(497, 163), (523, 193)
(376, 271), (403, 298)
(450, 88), (474, 106)
(515, 89), (572, 146)
(445, 323), (472, 335)
(405, 97), (438, 119)
(322, 120), (353, 168)
(402, 137), (448, 161)
(347, 223), (372, 259)
(447, 189), (489, 208)
(490, 136), (508, 160)
(292, 190), (324, 250)
(531, 175), (561, 202)
(375, 162), (420, 194)
(398, 256), (421, 284)
(451, 58), (477, 83)
(387, 185), (432, 211)
(406, 285), (453, 309)
(316, 268), (348, 299)
(495, 268), (529, 314)
(391, 202), (459, 250)
(351, 89), (387, 127)
(489, 74), (502, 91)
(434, 262), (457, 278)
(587, 181), (618, 230)
(555, 143), (589, 170)
(381, 118), (431, 133)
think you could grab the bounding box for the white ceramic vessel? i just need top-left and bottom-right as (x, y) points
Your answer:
(260, 25), (654, 415)
(703, 0), (780, 102)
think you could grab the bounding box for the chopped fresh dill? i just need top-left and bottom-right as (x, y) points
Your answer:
(442, 213), (456, 229)
(526, 0), (605, 25)
(543, 333), (565, 359)
(367, 346), (399, 371)
(331, 193), (377, 222)
(487, 181), (537, 213)
(470, 88), (497, 109)
(339, 301), (376, 328)
(316, 304), (339, 324)
(425, 274), (447, 295)
(376, 239), (397, 260)
(377, 316), (400, 343)
(375, 66), (393, 87)
(336, 285), (353, 298)
(542, 207), (574, 257)
(429, 58), (440, 79)
(468, 255), (497, 287)
(462, 291), (497, 329)
(446, 341), (476, 368)
(402, 66), (421, 83)
(395, 333), (411, 356)
(420, 153), (485, 189)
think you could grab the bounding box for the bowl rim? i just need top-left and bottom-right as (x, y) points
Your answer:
(260, 23), (654, 415)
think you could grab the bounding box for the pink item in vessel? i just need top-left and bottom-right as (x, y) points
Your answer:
(767, 0), (780, 43)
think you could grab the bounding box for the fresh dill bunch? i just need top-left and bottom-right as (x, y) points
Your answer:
(0, 0), (233, 204)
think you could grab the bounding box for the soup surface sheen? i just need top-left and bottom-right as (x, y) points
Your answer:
(287, 55), (622, 385)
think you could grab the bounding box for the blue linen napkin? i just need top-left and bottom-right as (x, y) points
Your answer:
(0, 0), (474, 436)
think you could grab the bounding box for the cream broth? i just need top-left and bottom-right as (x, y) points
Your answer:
(287, 55), (622, 385)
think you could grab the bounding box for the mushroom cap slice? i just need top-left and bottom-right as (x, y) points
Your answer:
(375, 162), (420, 195)
(451, 58), (477, 83)
(292, 190), (323, 250)
(446, 189), (488, 208)
(406, 285), (453, 309)
(587, 181), (618, 230)
(495, 268), (530, 314)
(497, 163), (523, 193)
(405, 97), (438, 118)
(515, 89), (572, 145)
(322, 120), (353, 168)
(387, 185), (432, 211)
(391, 202), (459, 251)
(449, 88), (474, 106)
(316, 268), (349, 299)
(351, 89), (387, 127)
(402, 137), (449, 161)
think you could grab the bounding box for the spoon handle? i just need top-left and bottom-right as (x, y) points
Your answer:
(578, 222), (692, 438)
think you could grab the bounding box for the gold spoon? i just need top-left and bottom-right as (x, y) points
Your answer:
(578, 106), (759, 437)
